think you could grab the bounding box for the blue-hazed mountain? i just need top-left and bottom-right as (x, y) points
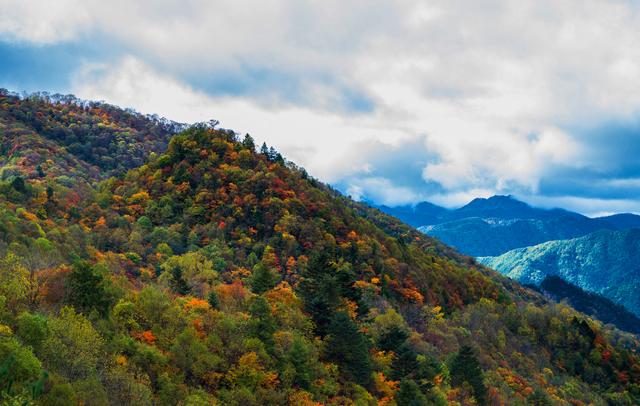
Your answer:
(478, 229), (640, 317)
(377, 201), (449, 228)
(379, 195), (640, 256)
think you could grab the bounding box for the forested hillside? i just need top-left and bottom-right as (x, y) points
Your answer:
(1, 94), (640, 405)
(480, 229), (640, 318)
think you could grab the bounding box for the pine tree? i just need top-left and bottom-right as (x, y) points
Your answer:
(248, 296), (276, 350)
(242, 134), (255, 150)
(207, 291), (219, 309)
(260, 142), (269, 156)
(251, 263), (275, 294)
(450, 346), (487, 405)
(325, 312), (372, 387)
(392, 344), (419, 380)
(169, 265), (190, 295)
(66, 261), (113, 315)
(395, 379), (428, 406)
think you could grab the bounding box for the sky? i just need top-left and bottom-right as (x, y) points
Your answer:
(1, 1), (640, 216)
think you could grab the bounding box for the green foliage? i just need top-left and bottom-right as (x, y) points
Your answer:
(42, 307), (103, 380)
(16, 312), (48, 352)
(66, 261), (115, 316)
(250, 263), (276, 294)
(325, 312), (372, 387)
(0, 336), (42, 396)
(450, 346), (488, 405)
(396, 379), (428, 406)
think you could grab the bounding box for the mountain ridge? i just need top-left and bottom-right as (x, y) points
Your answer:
(379, 195), (640, 256)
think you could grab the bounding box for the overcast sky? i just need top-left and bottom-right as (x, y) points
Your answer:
(2, 0), (640, 216)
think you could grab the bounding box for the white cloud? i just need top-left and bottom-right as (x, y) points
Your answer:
(72, 56), (411, 183)
(0, 0), (92, 43)
(5, 0), (640, 213)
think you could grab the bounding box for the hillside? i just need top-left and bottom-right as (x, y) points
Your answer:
(0, 89), (181, 182)
(479, 229), (640, 317)
(379, 195), (640, 256)
(1, 97), (640, 404)
(530, 276), (640, 335)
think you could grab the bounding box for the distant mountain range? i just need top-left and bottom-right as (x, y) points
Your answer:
(478, 229), (640, 317)
(380, 195), (640, 256)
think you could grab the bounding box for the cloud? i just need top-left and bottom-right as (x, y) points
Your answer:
(3, 0), (640, 214)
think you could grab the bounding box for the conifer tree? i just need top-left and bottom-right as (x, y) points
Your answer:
(450, 345), (487, 405)
(325, 312), (372, 387)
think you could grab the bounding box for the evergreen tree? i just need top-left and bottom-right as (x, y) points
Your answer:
(248, 296), (276, 350)
(392, 344), (420, 380)
(251, 263), (276, 294)
(66, 261), (114, 316)
(169, 265), (190, 295)
(207, 291), (219, 309)
(450, 346), (487, 405)
(325, 312), (372, 387)
(395, 379), (428, 406)
(242, 134), (255, 150)
(11, 176), (26, 193)
(287, 337), (314, 389)
(298, 251), (340, 336)
(378, 325), (409, 352)
(260, 142), (269, 156)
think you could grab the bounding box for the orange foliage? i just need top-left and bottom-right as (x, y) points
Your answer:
(141, 330), (156, 344)
(184, 297), (210, 311)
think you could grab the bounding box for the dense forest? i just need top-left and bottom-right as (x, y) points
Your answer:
(1, 91), (640, 405)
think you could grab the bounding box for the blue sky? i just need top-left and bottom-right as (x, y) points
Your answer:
(2, 0), (640, 216)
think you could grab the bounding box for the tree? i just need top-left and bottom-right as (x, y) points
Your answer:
(0, 253), (32, 312)
(395, 379), (428, 406)
(42, 307), (103, 380)
(287, 336), (315, 389)
(260, 142), (269, 156)
(168, 264), (190, 295)
(16, 312), (49, 353)
(11, 176), (26, 193)
(0, 337), (42, 397)
(392, 344), (419, 380)
(325, 312), (372, 387)
(207, 291), (219, 309)
(248, 296), (277, 349)
(66, 261), (114, 316)
(449, 346), (487, 405)
(242, 134), (255, 150)
(378, 324), (409, 352)
(251, 263), (276, 294)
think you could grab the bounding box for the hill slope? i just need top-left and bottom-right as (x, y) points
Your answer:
(530, 275), (640, 335)
(479, 229), (640, 317)
(1, 97), (640, 404)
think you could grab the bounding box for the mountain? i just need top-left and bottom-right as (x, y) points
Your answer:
(377, 201), (449, 228)
(529, 275), (640, 335)
(479, 228), (640, 317)
(421, 214), (616, 257)
(449, 195), (576, 221)
(379, 195), (640, 256)
(1, 94), (640, 404)
(597, 213), (640, 230)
